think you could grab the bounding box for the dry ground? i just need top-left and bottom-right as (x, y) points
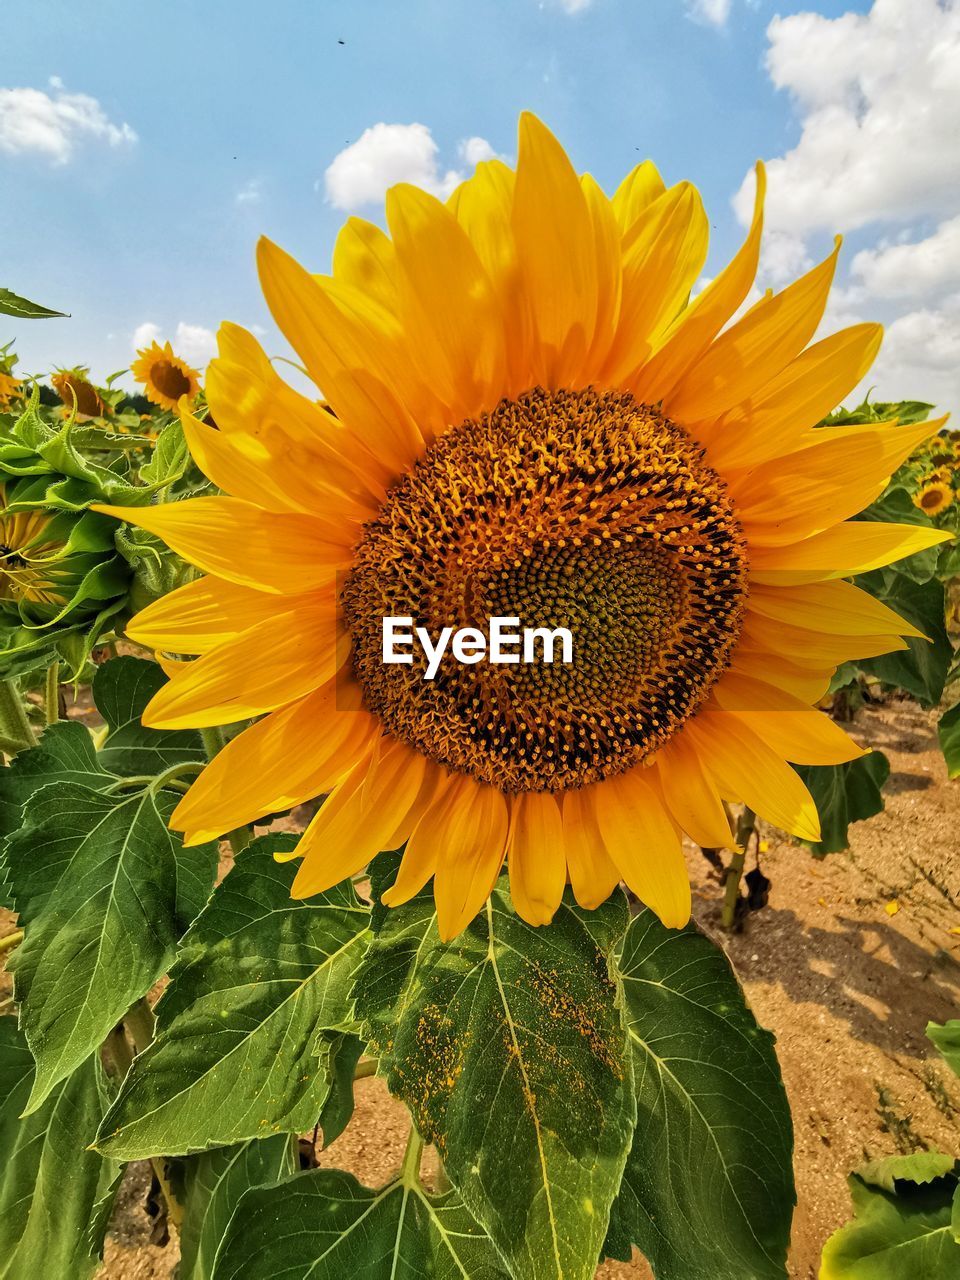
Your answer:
(2, 697), (958, 1280)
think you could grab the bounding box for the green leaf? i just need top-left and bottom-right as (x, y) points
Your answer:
(604, 909), (794, 1280)
(316, 1033), (364, 1148)
(928, 1020), (960, 1079)
(857, 1152), (959, 1193)
(820, 1169), (960, 1278)
(4, 781), (218, 1111)
(0, 719), (109, 844)
(93, 655), (205, 777)
(139, 420), (189, 489)
(795, 752), (890, 856)
(938, 704), (960, 780)
(355, 863), (634, 1280)
(856, 570), (950, 706)
(0, 1018), (119, 1279)
(210, 1166), (509, 1280)
(179, 1136), (298, 1280)
(0, 287), (68, 319)
(96, 837), (370, 1159)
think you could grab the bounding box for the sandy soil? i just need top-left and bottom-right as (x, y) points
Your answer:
(2, 697), (958, 1279)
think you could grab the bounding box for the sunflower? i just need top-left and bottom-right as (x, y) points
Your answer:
(51, 367), (107, 419)
(0, 370), (21, 410)
(915, 480), (953, 517)
(98, 114), (951, 941)
(131, 340), (201, 411)
(0, 504), (70, 607)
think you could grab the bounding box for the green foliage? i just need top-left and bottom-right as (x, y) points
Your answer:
(820, 1157), (960, 1278)
(92, 655), (206, 776)
(795, 752), (891, 856)
(856, 571), (950, 707)
(938, 703), (960, 780)
(179, 1136), (298, 1280)
(355, 855), (635, 1280)
(823, 398), (935, 427)
(927, 1020), (960, 1079)
(211, 1165), (510, 1280)
(0, 1018), (119, 1279)
(1, 659), (218, 1110)
(604, 909), (794, 1280)
(96, 837), (370, 1159)
(0, 287), (67, 319)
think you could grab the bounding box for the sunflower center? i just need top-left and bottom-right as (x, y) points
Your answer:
(342, 387), (748, 792)
(150, 360), (192, 401)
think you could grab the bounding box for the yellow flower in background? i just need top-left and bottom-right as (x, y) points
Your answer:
(0, 370), (21, 410)
(51, 367), (107, 419)
(0, 503), (69, 607)
(915, 480), (953, 517)
(99, 114), (951, 941)
(131, 340), (200, 411)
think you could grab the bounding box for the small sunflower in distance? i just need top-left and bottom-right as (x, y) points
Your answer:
(51, 367), (107, 419)
(131, 340), (200, 411)
(0, 369), (20, 410)
(915, 480), (954, 517)
(98, 114), (951, 940)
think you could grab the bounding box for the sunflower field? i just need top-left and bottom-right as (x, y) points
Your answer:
(1, 116), (959, 1280)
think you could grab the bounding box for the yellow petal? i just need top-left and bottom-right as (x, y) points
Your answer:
(381, 768), (457, 907)
(594, 770), (691, 928)
(653, 732), (734, 849)
(749, 520), (955, 585)
(94, 497), (350, 595)
(291, 742), (427, 898)
(634, 162), (765, 404)
(125, 574), (303, 655)
(735, 417), (947, 544)
(713, 673), (865, 764)
(666, 237), (841, 425)
(173, 683), (379, 844)
(512, 112), (597, 386)
(740, 612), (908, 665)
(507, 792), (566, 927)
(561, 787), (621, 910)
(386, 182), (505, 420)
(580, 173), (623, 369)
(704, 323), (883, 470)
(603, 183), (709, 385)
(257, 237), (426, 471)
(612, 159), (666, 231)
(747, 581), (927, 640)
(729, 650), (833, 703)
(332, 216), (399, 313)
(142, 602), (346, 729)
(432, 780), (509, 941)
(686, 712), (821, 841)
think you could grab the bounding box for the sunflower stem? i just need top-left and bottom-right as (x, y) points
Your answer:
(101, 998), (184, 1229)
(720, 807), (756, 930)
(0, 928), (24, 955)
(400, 1122), (425, 1188)
(0, 679), (35, 754)
(43, 662), (60, 725)
(200, 725), (252, 856)
(354, 1057), (378, 1081)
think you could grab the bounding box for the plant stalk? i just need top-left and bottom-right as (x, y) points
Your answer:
(354, 1057), (378, 1080)
(200, 725), (251, 856)
(400, 1123), (425, 1188)
(0, 679), (35, 754)
(720, 806), (757, 930)
(0, 929), (24, 955)
(43, 662), (60, 725)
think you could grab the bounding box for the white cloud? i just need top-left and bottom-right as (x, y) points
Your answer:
(733, 0), (960, 236)
(686, 0), (732, 26)
(851, 216), (960, 301)
(544, 0), (593, 12)
(323, 122), (501, 211)
(235, 178), (262, 205)
(869, 298), (960, 410)
(132, 321), (217, 367)
(0, 77), (136, 164)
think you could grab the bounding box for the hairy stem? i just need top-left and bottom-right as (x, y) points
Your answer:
(400, 1122), (425, 1188)
(0, 679), (35, 754)
(43, 662), (60, 726)
(720, 806), (756, 930)
(200, 725), (251, 856)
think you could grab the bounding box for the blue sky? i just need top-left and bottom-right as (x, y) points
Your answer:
(4, 0), (957, 417)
